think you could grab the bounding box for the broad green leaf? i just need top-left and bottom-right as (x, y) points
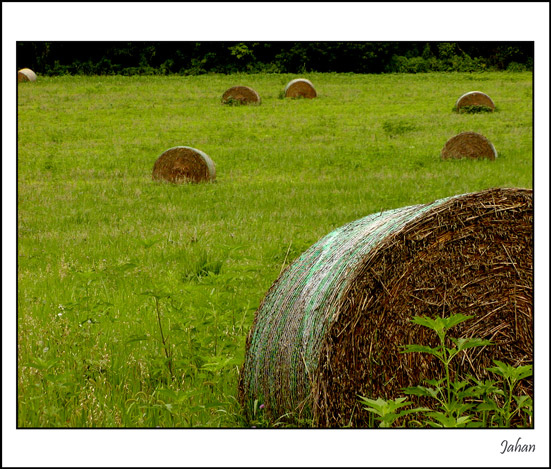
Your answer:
(409, 314), (474, 340)
(425, 378), (446, 388)
(445, 347), (459, 361)
(428, 412), (471, 428)
(450, 380), (469, 391)
(448, 402), (476, 415)
(467, 421), (485, 428)
(466, 378), (501, 397)
(410, 315), (440, 330)
(398, 407), (432, 417)
(384, 397), (411, 413)
(476, 401), (500, 412)
(452, 381), (477, 400)
(488, 361), (532, 383)
(426, 412), (454, 427)
(401, 344), (441, 356)
(456, 415), (473, 426)
(488, 359), (510, 374)
(450, 337), (493, 352)
(513, 365), (533, 381)
(514, 395), (533, 409)
(358, 396), (387, 414)
(439, 314), (474, 331)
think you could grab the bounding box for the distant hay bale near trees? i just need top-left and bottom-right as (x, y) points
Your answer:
(455, 91), (496, 113)
(221, 86), (261, 105)
(18, 68), (37, 82)
(238, 187), (533, 427)
(152, 146), (216, 184)
(284, 78), (317, 98)
(441, 131), (498, 160)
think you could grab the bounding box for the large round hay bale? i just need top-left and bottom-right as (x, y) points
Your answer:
(441, 131), (498, 160)
(239, 187), (533, 427)
(284, 78), (317, 98)
(18, 68), (37, 82)
(455, 91), (495, 112)
(221, 86), (261, 105)
(152, 146), (216, 183)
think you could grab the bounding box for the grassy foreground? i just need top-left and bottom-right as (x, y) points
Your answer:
(17, 71), (532, 427)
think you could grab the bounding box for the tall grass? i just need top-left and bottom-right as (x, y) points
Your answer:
(17, 72), (532, 427)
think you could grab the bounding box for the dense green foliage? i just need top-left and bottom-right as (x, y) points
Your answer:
(17, 41), (534, 76)
(17, 72), (532, 427)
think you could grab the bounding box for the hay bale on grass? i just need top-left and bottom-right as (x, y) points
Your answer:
(239, 187), (533, 427)
(18, 68), (37, 82)
(152, 146), (216, 184)
(284, 78), (317, 98)
(441, 131), (498, 160)
(222, 86), (261, 105)
(455, 91), (495, 112)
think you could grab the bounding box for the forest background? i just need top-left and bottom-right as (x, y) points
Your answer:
(17, 41), (533, 76)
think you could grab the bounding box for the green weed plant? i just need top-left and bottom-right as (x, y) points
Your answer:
(358, 314), (533, 428)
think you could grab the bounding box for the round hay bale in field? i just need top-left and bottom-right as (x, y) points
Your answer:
(238, 187), (533, 427)
(152, 146), (216, 184)
(221, 85), (261, 105)
(18, 68), (37, 82)
(441, 131), (498, 160)
(284, 78), (317, 98)
(455, 91), (495, 112)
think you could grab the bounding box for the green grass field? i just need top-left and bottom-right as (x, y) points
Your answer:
(17, 71), (533, 427)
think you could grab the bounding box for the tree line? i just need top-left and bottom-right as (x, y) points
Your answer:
(17, 41), (534, 76)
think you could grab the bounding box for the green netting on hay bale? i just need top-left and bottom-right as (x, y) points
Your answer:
(18, 68), (37, 82)
(238, 187), (533, 427)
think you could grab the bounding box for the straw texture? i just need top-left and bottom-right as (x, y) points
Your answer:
(284, 78), (317, 98)
(441, 132), (498, 160)
(152, 146), (216, 183)
(239, 187), (533, 427)
(222, 86), (261, 105)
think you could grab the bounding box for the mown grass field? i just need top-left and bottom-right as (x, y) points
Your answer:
(17, 71), (533, 428)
